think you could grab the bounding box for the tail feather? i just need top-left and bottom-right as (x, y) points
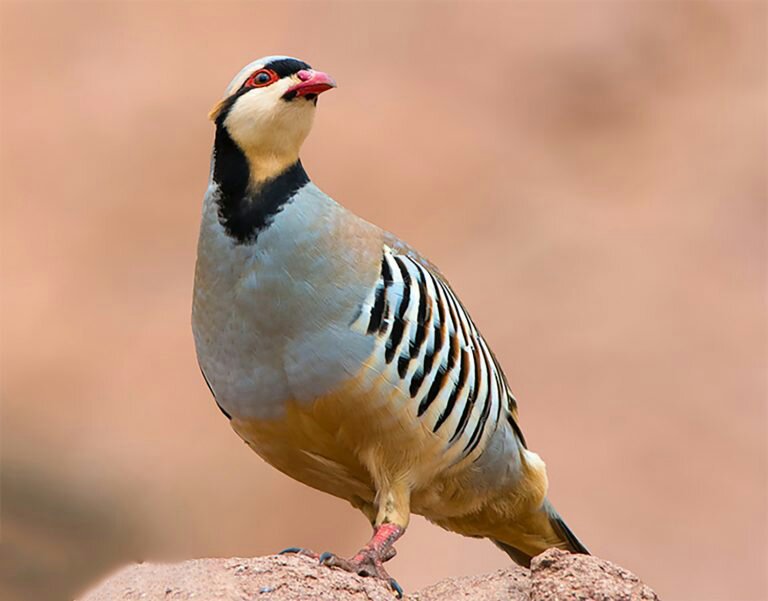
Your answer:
(491, 499), (589, 566)
(492, 539), (535, 567)
(545, 499), (590, 555)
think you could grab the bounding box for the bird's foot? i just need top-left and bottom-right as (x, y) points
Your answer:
(318, 523), (405, 598)
(319, 548), (402, 596)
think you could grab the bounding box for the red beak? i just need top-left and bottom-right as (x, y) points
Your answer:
(284, 69), (337, 99)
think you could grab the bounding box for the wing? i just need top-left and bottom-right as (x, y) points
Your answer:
(352, 240), (526, 464)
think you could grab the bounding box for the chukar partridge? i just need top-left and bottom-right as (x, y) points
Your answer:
(193, 56), (588, 596)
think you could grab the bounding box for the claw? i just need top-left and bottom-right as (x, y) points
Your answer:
(317, 548), (401, 593)
(278, 546), (319, 559)
(388, 578), (404, 598)
(283, 524), (406, 596)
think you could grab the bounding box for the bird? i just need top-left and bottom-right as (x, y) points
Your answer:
(192, 55), (589, 596)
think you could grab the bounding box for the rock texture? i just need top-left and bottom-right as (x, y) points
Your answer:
(81, 549), (659, 601)
(528, 551), (659, 601)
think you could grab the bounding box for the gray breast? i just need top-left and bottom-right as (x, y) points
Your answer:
(193, 184), (376, 420)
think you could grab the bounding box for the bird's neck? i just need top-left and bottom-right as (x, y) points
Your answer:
(212, 125), (309, 244)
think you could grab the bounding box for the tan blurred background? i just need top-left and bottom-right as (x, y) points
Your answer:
(1, 1), (765, 600)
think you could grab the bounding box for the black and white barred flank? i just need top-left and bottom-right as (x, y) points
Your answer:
(355, 246), (525, 460)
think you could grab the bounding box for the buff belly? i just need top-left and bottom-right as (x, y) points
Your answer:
(228, 364), (521, 527)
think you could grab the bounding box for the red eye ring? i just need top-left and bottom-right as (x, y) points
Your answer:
(245, 68), (278, 88)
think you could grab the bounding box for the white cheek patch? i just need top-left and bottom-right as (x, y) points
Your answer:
(227, 88), (282, 128)
(225, 76), (297, 123)
(225, 80), (296, 132)
(223, 79), (315, 163)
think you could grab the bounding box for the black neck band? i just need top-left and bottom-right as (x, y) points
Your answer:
(211, 125), (309, 244)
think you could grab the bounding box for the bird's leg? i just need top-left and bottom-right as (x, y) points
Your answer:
(320, 483), (409, 596)
(319, 522), (405, 595)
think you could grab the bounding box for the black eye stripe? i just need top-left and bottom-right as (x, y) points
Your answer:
(234, 59), (312, 94)
(262, 58), (311, 78)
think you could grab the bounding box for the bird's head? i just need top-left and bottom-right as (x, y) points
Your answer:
(210, 56), (336, 183)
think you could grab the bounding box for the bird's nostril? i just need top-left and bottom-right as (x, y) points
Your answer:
(296, 70), (312, 81)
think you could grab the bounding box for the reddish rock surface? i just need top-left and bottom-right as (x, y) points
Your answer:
(528, 551), (658, 601)
(82, 550), (659, 601)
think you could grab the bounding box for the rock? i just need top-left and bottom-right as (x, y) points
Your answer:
(80, 555), (393, 601)
(81, 550), (659, 601)
(529, 549), (660, 601)
(409, 564), (530, 601)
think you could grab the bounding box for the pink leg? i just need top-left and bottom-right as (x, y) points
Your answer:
(319, 523), (405, 596)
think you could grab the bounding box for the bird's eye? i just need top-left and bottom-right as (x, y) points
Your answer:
(245, 69), (278, 88)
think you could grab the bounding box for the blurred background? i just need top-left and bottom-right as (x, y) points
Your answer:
(1, 1), (765, 600)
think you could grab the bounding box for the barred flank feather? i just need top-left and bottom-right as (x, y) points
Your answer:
(353, 246), (524, 464)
